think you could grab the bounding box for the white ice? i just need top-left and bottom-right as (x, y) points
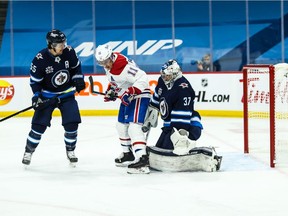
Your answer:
(1, 116), (288, 216)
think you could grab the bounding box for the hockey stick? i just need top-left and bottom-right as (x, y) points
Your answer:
(145, 127), (151, 142)
(88, 75), (106, 96)
(0, 96), (57, 122)
(88, 75), (145, 100)
(0, 89), (75, 123)
(0, 105), (34, 122)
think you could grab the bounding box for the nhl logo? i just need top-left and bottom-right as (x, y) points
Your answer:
(201, 78), (208, 87)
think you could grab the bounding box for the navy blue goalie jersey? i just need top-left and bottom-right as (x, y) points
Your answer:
(151, 76), (203, 131)
(29, 46), (82, 94)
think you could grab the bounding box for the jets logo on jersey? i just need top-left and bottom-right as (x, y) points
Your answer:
(179, 83), (189, 89)
(51, 70), (70, 87)
(159, 98), (169, 119)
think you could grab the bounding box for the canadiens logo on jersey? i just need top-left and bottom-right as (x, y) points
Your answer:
(179, 83), (189, 88)
(51, 70), (70, 87)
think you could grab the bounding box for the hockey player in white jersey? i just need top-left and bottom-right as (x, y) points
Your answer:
(143, 59), (222, 172)
(95, 44), (151, 174)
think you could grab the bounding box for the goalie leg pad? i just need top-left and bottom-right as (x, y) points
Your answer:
(148, 146), (221, 172)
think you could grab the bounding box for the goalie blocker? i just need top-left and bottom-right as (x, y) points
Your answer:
(142, 105), (159, 133)
(148, 146), (222, 172)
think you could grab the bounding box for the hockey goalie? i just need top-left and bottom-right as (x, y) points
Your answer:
(143, 59), (222, 172)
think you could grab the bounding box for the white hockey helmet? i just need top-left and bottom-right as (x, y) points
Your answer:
(160, 59), (182, 85)
(95, 44), (113, 66)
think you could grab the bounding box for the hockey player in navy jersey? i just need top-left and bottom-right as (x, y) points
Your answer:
(143, 59), (222, 172)
(95, 44), (151, 174)
(22, 29), (85, 166)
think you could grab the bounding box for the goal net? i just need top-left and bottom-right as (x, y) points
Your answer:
(242, 63), (288, 167)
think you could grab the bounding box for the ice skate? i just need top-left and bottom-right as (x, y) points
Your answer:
(127, 155), (150, 174)
(66, 151), (78, 166)
(22, 152), (33, 165)
(115, 150), (135, 167)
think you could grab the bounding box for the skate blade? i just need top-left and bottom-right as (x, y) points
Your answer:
(127, 166), (150, 174)
(69, 162), (77, 168)
(115, 161), (134, 167)
(23, 164), (30, 170)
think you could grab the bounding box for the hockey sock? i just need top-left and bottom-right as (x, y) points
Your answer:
(26, 129), (43, 153)
(64, 130), (77, 151)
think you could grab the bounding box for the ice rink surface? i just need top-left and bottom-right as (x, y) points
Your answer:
(1, 115), (288, 216)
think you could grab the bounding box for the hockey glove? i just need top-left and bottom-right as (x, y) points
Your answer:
(72, 75), (85, 93)
(120, 86), (141, 106)
(32, 93), (43, 110)
(104, 89), (118, 102)
(32, 93), (58, 111)
(104, 83), (118, 102)
(120, 91), (131, 106)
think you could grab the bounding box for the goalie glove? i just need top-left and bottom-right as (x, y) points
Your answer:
(170, 127), (196, 155)
(142, 105), (159, 132)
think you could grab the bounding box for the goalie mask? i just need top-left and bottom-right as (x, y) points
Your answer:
(160, 59), (182, 87)
(95, 44), (113, 66)
(46, 29), (67, 49)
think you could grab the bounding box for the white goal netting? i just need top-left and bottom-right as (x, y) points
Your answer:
(243, 63), (288, 167)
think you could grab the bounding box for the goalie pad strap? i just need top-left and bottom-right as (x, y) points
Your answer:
(148, 146), (214, 157)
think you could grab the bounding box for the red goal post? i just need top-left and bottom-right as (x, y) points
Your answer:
(242, 64), (288, 167)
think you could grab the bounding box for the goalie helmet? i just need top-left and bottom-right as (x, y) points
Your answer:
(46, 29), (66, 49)
(95, 44), (113, 66)
(160, 59), (182, 86)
